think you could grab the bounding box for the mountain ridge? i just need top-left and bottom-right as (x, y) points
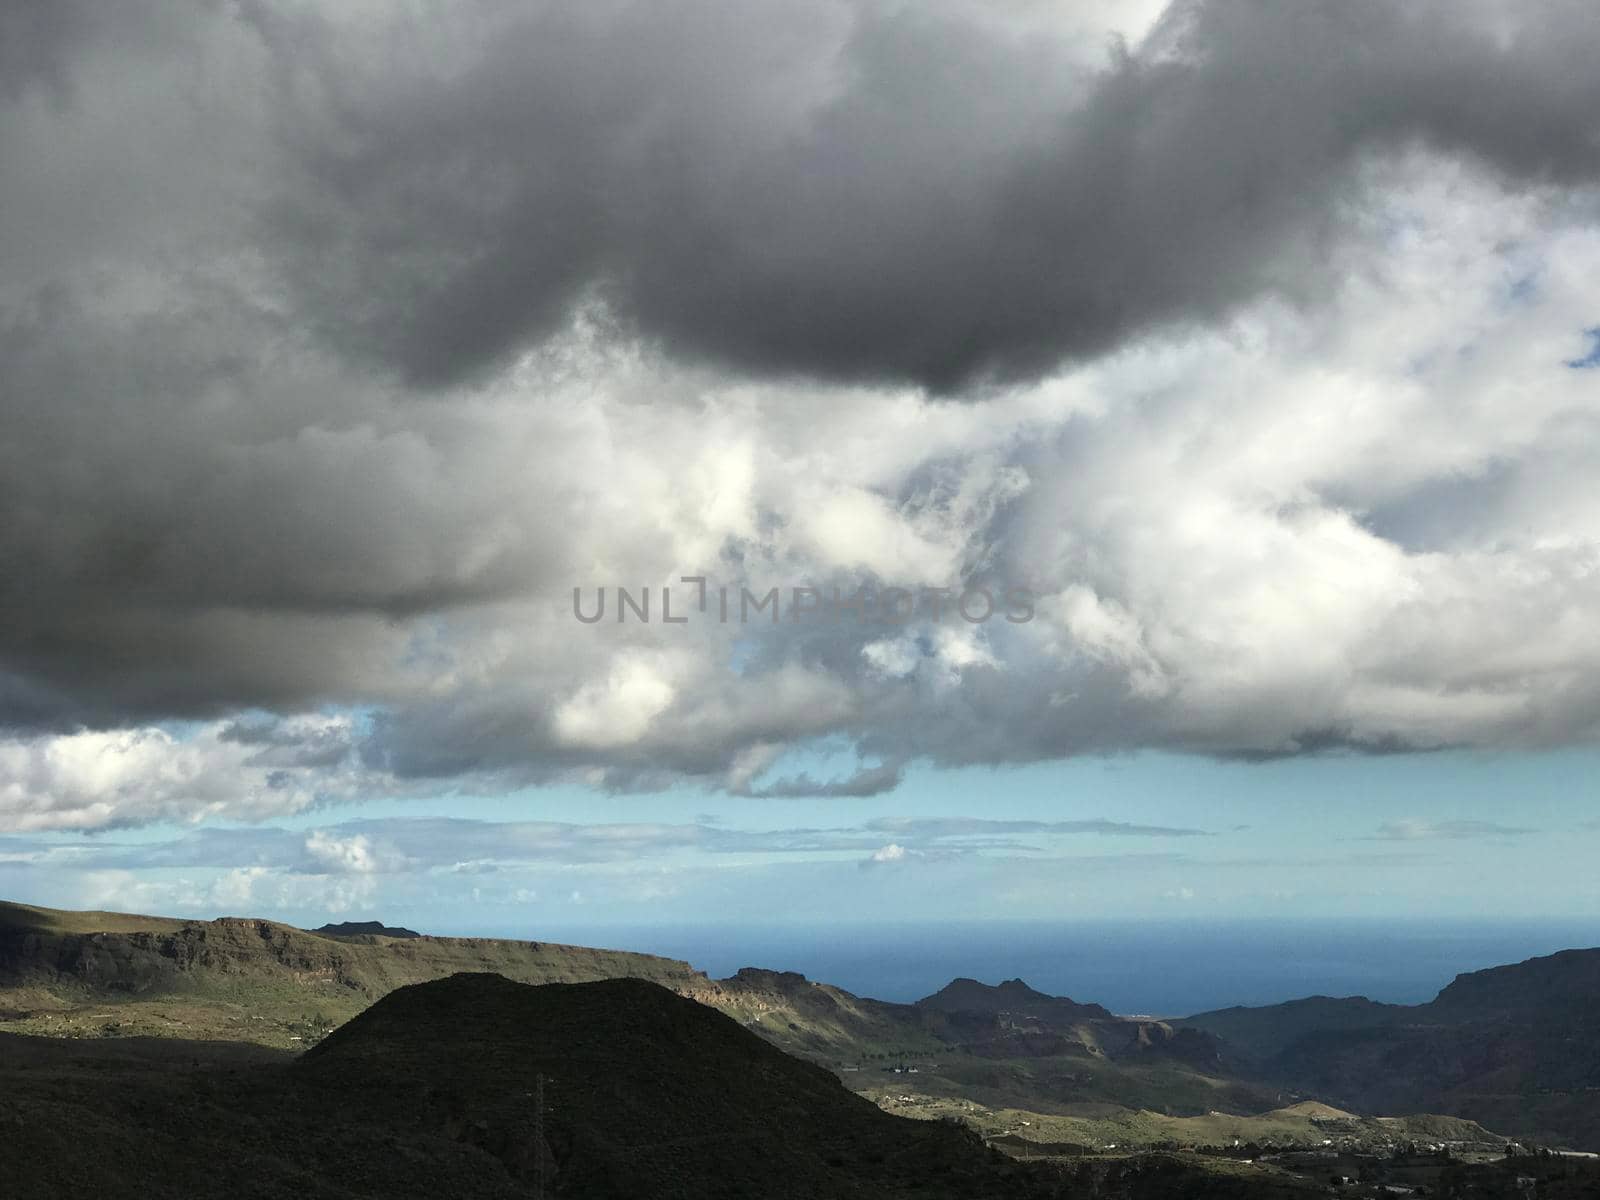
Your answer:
(6, 899), (1588, 1150)
(0, 900), (1260, 1126)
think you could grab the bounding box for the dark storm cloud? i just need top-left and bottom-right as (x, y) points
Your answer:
(253, 0), (1600, 391)
(0, 283), (579, 727)
(0, 1), (81, 100)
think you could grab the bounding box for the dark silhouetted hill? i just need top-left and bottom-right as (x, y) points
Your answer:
(295, 972), (1072, 1197)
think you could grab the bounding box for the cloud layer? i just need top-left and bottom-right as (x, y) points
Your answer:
(3, 1), (1600, 830)
(246, 0), (1600, 389)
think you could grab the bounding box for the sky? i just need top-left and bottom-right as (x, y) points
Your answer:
(1, 0), (1599, 938)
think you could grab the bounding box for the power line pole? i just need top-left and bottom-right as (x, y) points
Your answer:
(533, 1072), (546, 1200)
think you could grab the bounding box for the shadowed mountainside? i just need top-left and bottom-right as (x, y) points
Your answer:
(1180, 947), (1600, 1149)
(295, 972), (1069, 1198)
(1178, 996), (1410, 1065)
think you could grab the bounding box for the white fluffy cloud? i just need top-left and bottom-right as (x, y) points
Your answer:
(0, 718), (361, 832)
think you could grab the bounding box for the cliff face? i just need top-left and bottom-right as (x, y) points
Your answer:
(0, 902), (709, 1007)
(4, 918), (352, 995)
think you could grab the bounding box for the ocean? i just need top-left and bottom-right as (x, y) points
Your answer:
(512, 918), (1600, 1015)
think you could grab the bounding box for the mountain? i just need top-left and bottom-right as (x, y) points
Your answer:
(294, 972), (1062, 1198)
(689, 965), (1253, 1119)
(919, 977), (1114, 1021)
(0, 902), (1396, 1132)
(1, 901), (1250, 1123)
(312, 920), (422, 940)
(1180, 947), (1600, 1149)
(1429, 948), (1600, 1019)
(1178, 996), (1408, 1064)
(914, 977), (1220, 1068)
